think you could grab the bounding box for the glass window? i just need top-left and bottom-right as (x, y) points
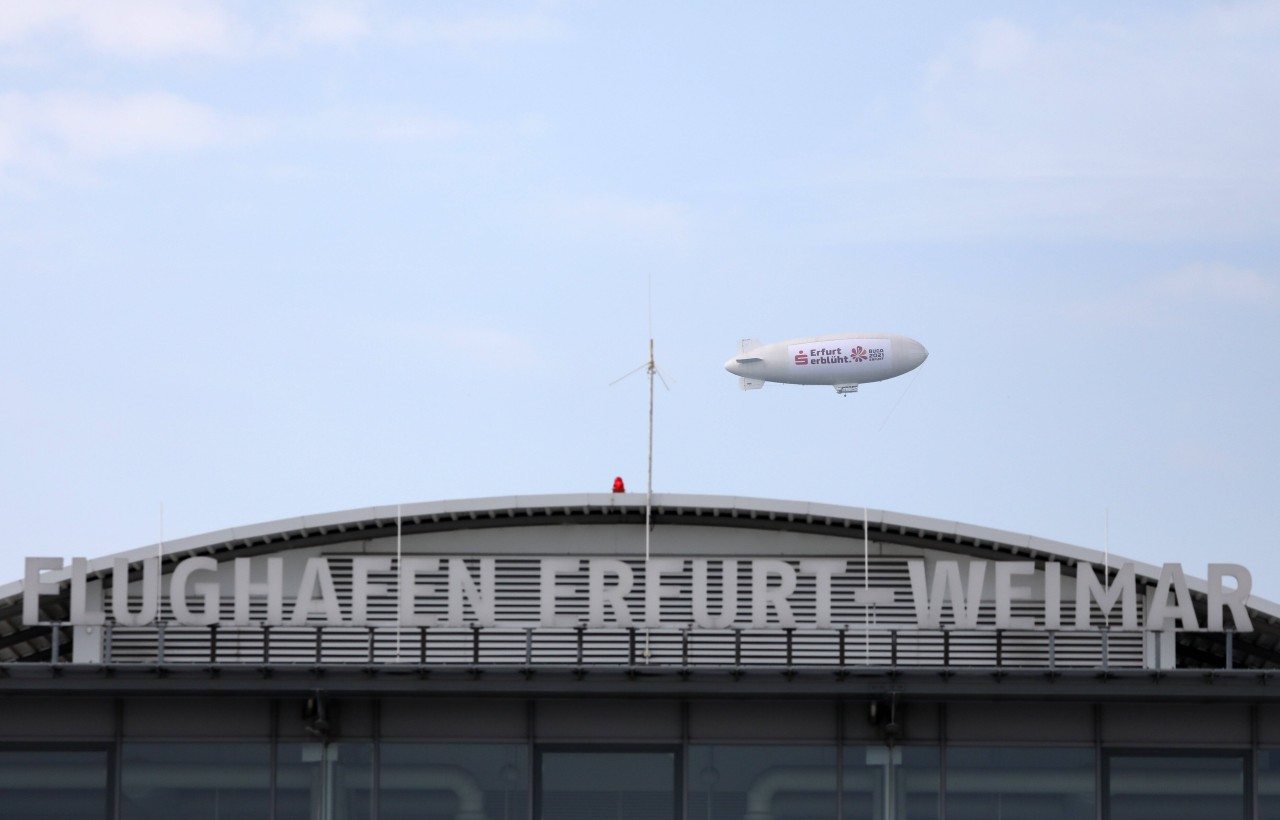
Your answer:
(381, 743), (528, 820)
(1259, 749), (1280, 819)
(1108, 754), (1245, 820)
(277, 742), (373, 820)
(0, 748), (110, 819)
(844, 746), (939, 820)
(689, 745), (836, 820)
(122, 743), (270, 820)
(539, 747), (678, 820)
(946, 747), (1094, 820)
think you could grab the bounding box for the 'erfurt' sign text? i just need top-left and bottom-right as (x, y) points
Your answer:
(23, 556), (1254, 632)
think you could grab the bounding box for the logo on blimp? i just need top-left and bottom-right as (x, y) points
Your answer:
(794, 351), (809, 366)
(850, 346), (867, 362)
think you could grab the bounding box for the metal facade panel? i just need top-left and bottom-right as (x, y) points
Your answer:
(687, 700), (836, 742)
(0, 696), (114, 741)
(946, 702), (1094, 744)
(1258, 704), (1280, 746)
(533, 699), (681, 741)
(122, 697), (274, 739)
(1100, 702), (1251, 746)
(379, 698), (527, 740)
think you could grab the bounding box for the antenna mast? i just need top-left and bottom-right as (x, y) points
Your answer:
(646, 337), (655, 561)
(609, 280), (668, 562)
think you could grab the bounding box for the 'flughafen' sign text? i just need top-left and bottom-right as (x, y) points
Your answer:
(24, 556), (1254, 632)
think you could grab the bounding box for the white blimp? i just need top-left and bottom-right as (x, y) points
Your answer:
(725, 333), (928, 395)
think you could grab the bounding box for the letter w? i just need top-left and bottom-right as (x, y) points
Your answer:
(907, 560), (987, 629)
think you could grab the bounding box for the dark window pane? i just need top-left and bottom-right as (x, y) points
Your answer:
(381, 744), (527, 820)
(1259, 749), (1280, 820)
(540, 749), (677, 820)
(122, 743), (270, 820)
(277, 742), (372, 820)
(844, 746), (939, 820)
(947, 747), (1094, 820)
(1109, 755), (1244, 820)
(689, 745), (836, 820)
(0, 749), (109, 820)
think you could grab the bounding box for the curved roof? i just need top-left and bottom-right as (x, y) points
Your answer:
(2, 492), (1277, 668)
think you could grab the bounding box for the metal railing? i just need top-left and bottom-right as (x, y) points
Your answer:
(33, 622), (1174, 670)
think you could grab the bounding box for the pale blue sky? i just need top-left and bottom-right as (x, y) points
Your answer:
(1, 1), (1278, 591)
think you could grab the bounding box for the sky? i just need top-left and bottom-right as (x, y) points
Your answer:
(1, 1), (1278, 594)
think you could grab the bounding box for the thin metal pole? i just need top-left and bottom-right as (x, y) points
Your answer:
(644, 338), (655, 662)
(1104, 508), (1110, 629)
(864, 507), (870, 664)
(396, 503), (403, 662)
(646, 338), (654, 563)
(158, 503), (165, 626)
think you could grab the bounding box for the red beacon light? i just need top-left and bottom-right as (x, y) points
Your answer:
(612, 477), (626, 493)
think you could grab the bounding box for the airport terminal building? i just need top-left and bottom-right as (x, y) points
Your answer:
(3, 492), (1280, 819)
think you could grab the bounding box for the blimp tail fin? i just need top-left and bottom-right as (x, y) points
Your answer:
(739, 376), (765, 391)
(737, 338), (762, 358)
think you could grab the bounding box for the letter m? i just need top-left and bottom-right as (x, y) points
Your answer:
(1074, 562), (1138, 629)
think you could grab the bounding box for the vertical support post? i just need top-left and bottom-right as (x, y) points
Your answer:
(371, 699), (381, 820)
(156, 620), (166, 664)
(49, 621), (61, 664)
(104, 621), (114, 664)
(209, 623), (219, 664)
(1227, 630), (1235, 670)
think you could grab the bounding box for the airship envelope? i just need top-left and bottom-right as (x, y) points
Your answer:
(725, 333), (927, 394)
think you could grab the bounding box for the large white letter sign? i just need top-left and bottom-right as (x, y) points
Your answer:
(692, 559), (739, 629)
(587, 559), (634, 628)
(751, 560), (797, 629)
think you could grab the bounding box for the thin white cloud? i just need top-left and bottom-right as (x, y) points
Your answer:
(1167, 439), (1239, 472)
(379, 321), (541, 372)
(959, 18), (1038, 73)
(539, 194), (693, 246)
(371, 115), (472, 143)
(830, 2), (1280, 241)
(1151, 265), (1280, 305)
(1065, 265), (1279, 325)
(391, 12), (566, 46)
(0, 0), (244, 60)
(286, 105), (475, 145)
(0, 91), (263, 179)
(290, 3), (371, 47)
(0, 1), (564, 60)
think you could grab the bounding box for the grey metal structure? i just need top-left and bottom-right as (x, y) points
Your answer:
(2, 494), (1280, 819)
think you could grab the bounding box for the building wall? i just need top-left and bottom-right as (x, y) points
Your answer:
(4, 693), (1280, 819)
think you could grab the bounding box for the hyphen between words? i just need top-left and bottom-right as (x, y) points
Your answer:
(24, 556), (1254, 633)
